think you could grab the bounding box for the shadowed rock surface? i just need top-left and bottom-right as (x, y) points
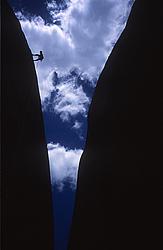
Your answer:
(68, 1), (163, 249)
(2, 1), (53, 249)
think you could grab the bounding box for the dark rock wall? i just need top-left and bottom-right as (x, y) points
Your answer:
(2, 1), (53, 249)
(68, 1), (163, 249)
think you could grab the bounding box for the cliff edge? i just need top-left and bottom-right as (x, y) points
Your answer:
(68, 1), (163, 249)
(2, 1), (53, 249)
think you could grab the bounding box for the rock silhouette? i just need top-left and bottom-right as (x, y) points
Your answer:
(2, 1), (53, 250)
(68, 1), (163, 249)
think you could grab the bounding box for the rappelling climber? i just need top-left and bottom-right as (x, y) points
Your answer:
(32, 51), (44, 61)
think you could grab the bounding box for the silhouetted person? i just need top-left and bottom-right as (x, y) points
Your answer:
(33, 50), (44, 61)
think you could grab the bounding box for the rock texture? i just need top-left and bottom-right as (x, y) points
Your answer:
(68, 1), (163, 249)
(2, 1), (53, 250)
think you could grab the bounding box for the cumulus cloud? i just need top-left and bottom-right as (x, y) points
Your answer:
(42, 69), (90, 123)
(52, 74), (90, 121)
(48, 142), (83, 190)
(73, 120), (82, 130)
(17, 0), (133, 105)
(16, 12), (74, 101)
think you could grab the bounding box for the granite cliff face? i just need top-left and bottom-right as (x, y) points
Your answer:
(68, 1), (163, 249)
(2, 1), (53, 249)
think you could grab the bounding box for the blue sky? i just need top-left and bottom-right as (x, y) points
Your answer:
(8, 0), (134, 249)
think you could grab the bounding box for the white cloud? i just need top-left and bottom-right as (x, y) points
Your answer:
(17, 0), (133, 111)
(48, 143), (83, 190)
(52, 76), (90, 121)
(45, 0), (133, 75)
(73, 120), (82, 130)
(17, 12), (74, 101)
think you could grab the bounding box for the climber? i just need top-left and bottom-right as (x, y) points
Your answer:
(33, 51), (44, 61)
